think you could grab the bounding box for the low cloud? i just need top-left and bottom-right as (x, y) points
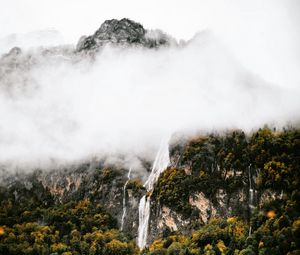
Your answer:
(0, 30), (299, 171)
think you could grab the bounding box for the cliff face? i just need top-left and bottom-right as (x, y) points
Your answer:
(145, 128), (297, 246)
(0, 127), (299, 254)
(2, 127), (292, 239)
(148, 142), (252, 243)
(0, 162), (145, 237)
(2, 128), (291, 244)
(36, 163), (146, 237)
(0, 148), (246, 243)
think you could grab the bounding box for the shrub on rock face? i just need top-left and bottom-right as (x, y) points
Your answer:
(259, 160), (290, 190)
(166, 242), (183, 255)
(238, 246), (256, 255)
(127, 179), (145, 193)
(152, 168), (193, 217)
(105, 239), (131, 255)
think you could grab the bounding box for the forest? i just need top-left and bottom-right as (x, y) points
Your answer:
(0, 127), (299, 255)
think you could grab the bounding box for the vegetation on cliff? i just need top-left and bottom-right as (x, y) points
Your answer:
(0, 127), (299, 254)
(146, 127), (300, 254)
(143, 194), (300, 254)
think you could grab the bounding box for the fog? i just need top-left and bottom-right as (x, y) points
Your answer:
(1, 0), (300, 171)
(0, 28), (299, 171)
(2, 0), (300, 92)
(0, 29), (65, 56)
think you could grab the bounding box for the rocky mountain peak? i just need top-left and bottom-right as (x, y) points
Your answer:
(76, 18), (172, 52)
(95, 18), (146, 43)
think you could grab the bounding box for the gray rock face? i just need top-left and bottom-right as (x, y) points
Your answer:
(148, 188), (250, 244)
(76, 18), (172, 52)
(0, 149), (283, 245)
(35, 163), (146, 238)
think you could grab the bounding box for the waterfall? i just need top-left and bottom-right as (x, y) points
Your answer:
(280, 189), (284, 199)
(121, 167), (132, 231)
(248, 165), (254, 208)
(137, 195), (150, 248)
(248, 165), (254, 237)
(248, 226), (252, 237)
(249, 188), (254, 206)
(144, 139), (170, 191)
(137, 138), (170, 249)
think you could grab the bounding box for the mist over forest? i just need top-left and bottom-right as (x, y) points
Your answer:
(0, 1), (299, 255)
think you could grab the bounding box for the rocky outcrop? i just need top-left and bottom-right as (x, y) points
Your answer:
(147, 188), (251, 244)
(76, 18), (174, 52)
(149, 204), (191, 244)
(36, 164), (146, 237)
(0, 162), (146, 239)
(189, 192), (217, 223)
(121, 188), (144, 235)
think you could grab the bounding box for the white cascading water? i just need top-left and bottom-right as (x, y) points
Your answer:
(248, 165), (255, 237)
(280, 189), (284, 199)
(137, 138), (170, 249)
(137, 195), (151, 248)
(121, 167), (132, 231)
(248, 165), (254, 208)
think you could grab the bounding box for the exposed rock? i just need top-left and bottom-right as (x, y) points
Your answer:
(121, 187), (144, 236)
(76, 18), (174, 52)
(148, 185), (257, 243)
(158, 206), (179, 231)
(189, 192), (216, 223)
(149, 204), (191, 244)
(258, 189), (284, 206)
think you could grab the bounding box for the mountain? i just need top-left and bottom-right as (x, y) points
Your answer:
(0, 19), (299, 255)
(76, 18), (174, 52)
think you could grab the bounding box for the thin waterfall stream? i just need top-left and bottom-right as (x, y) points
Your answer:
(137, 138), (170, 249)
(121, 167), (132, 231)
(248, 165), (254, 209)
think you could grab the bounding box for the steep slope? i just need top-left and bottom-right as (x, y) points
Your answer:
(0, 18), (299, 255)
(0, 127), (299, 255)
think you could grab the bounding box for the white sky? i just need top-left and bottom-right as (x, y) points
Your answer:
(0, 0), (300, 89)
